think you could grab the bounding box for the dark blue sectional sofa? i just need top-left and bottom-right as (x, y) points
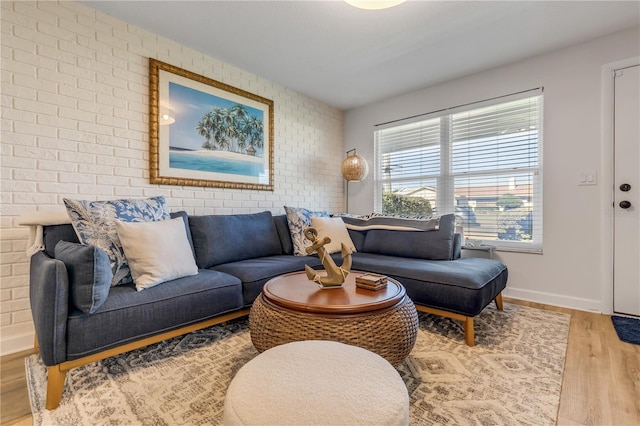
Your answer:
(30, 210), (507, 409)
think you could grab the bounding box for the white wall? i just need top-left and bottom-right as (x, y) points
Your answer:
(0, 1), (344, 355)
(345, 27), (640, 313)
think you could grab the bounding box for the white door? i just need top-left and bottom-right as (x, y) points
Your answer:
(613, 64), (640, 317)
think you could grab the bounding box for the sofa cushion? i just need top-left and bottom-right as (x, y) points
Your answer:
(65, 269), (243, 360)
(170, 211), (195, 257)
(361, 214), (456, 260)
(273, 214), (294, 255)
(347, 229), (366, 252)
(189, 211), (283, 269)
(350, 252), (508, 316)
(115, 217), (198, 291)
(284, 206), (330, 256)
(212, 255), (332, 306)
(63, 196), (170, 286)
(54, 241), (112, 315)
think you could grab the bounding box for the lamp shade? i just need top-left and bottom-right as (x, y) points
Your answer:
(341, 152), (369, 182)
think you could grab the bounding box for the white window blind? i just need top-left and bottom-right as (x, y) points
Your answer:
(374, 89), (543, 253)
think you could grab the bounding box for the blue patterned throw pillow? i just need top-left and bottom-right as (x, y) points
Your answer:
(64, 197), (170, 286)
(284, 206), (330, 256)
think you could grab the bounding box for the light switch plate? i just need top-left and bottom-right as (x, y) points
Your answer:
(578, 171), (597, 186)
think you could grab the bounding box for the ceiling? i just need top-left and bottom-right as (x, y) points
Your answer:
(83, 1), (640, 110)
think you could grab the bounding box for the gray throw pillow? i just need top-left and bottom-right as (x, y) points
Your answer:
(54, 241), (112, 315)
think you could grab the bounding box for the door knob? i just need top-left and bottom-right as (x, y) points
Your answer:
(619, 200), (631, 209)
(620, 183), (631, 192)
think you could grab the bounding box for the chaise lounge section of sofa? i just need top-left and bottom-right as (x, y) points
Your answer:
(344, 213), (508, 346)
(26, 208), (507, 409)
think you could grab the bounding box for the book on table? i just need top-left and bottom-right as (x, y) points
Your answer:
(355, 273), (388, 290)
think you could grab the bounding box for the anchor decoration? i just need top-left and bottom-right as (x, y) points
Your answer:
(303, 227), (352, 288)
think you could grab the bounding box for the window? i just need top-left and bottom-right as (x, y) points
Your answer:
(374, 89), (543, 253)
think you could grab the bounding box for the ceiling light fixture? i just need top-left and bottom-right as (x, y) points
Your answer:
(345, 0), (406, 10)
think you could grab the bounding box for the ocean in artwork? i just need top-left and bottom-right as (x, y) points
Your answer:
(169, 150), (264, 177)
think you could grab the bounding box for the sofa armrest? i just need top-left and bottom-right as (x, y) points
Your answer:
(30, 251), (69, 366)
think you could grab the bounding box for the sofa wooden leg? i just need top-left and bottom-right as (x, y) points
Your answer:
(495, 293), (504, 311)
(34, 335), (39, 351)
(46, 365), (67, 410)
(415, 305), (477, 346)
(464, 317), (475, 346)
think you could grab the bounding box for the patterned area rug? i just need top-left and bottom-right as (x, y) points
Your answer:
(26, 303), (570, 425)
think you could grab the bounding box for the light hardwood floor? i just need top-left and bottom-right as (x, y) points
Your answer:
(2, 300), (639, 426)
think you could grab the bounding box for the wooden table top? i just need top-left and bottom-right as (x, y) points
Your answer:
(262, 271), (405, 314)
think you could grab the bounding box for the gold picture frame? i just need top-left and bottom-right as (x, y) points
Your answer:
(149, 58), (274, 190)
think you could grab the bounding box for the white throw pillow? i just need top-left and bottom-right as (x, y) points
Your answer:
(115, 217), (198, 291)
(310, 217), (357, 255)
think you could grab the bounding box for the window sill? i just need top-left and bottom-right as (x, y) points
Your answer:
(463, 243), (542, 255)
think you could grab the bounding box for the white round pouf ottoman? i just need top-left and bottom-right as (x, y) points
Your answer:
(223, 340), (409, 426)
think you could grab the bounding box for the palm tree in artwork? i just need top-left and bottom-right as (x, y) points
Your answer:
(236, 130), (248, 154)
(209, 108), (232, 151)
(208, 107), (226, 150)
(231, 104), (249, 122)
(225, 124), (239, 152)
(231, 104), (250, 154)
(196, 111), (216, 150)
(195, 103), (263, 156)
(245, 115), (264, 154)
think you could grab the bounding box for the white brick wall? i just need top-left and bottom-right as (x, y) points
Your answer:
(0, 1), (344, 355)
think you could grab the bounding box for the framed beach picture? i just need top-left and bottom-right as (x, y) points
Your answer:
(149, 58), (274, 190)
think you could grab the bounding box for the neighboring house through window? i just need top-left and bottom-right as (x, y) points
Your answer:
(374, 88), (543, 253)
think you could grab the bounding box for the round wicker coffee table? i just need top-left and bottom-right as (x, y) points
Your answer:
(249, 271), (419, 366)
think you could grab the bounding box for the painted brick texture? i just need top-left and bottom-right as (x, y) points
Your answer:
(0, 1), (344, 355)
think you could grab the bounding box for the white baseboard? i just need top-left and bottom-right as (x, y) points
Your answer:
(503, 287), (603, 313)
(1, 331), (35, 356)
